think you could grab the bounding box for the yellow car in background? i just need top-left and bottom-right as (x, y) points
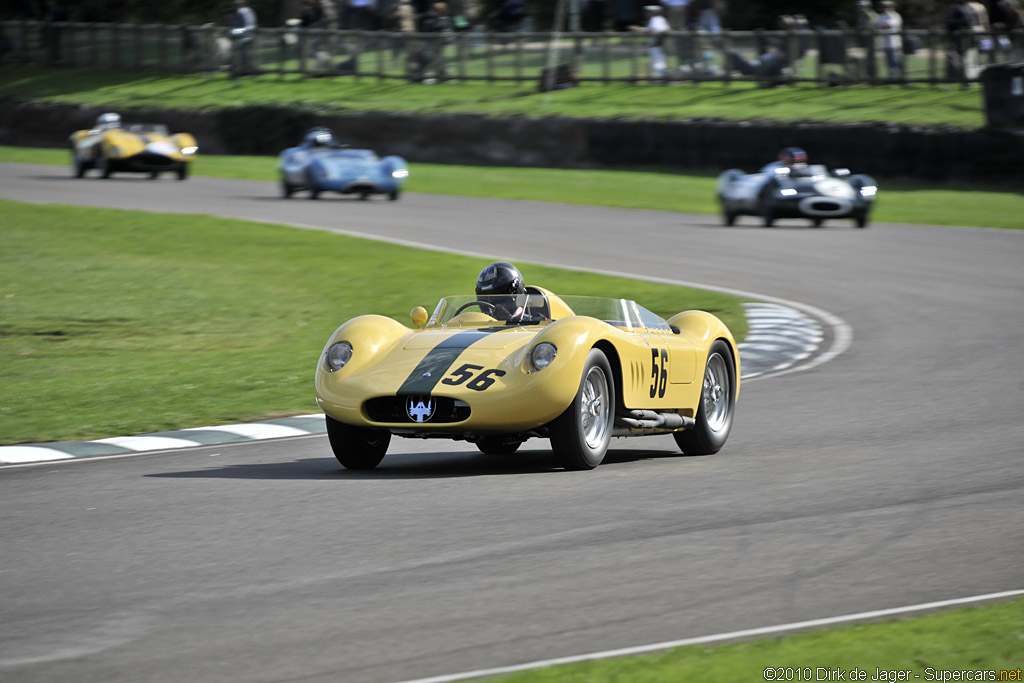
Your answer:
(69, 112), (198, 180)
(315, 280), (740, 471)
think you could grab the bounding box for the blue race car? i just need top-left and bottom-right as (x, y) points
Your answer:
(279, 127), (409, 200)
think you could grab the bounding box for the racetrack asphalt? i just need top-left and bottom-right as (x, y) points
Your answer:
(0, 164), (1022, 683)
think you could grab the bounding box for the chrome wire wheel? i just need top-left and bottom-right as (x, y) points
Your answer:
(580, 365), (610, 449)
(702, 352), (731, 433)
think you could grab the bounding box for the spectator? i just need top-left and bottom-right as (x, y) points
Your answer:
(231, 0), (257, 75)
(408, 1), (450, 82)
(854, 0), (877, 80)
(991, 0), (1024, 57)
(872, 0), (903, 80)
(694, 0), (720, 33)
(661, 0), (691, 72)
(494, 0), (525, 32)
(631, 5), (670, 81)
(346, 0), (375, 30)
(947, 0), (982, 80)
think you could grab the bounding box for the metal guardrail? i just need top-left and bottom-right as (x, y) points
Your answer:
(3, 20), (1023, 86)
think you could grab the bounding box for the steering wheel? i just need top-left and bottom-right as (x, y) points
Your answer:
(453, 300), (497, 316)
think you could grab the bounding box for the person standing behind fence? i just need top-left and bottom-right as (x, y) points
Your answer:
(631, 5), (670, 81)
(232, 0), (257, 75)
(854, 0), (877, 80)
(872, 0), (903, 80)
(661, 0), (691, 72)
(947, 0), (980, 81)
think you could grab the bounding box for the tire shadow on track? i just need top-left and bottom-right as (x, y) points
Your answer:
(144, 447), (693, 480)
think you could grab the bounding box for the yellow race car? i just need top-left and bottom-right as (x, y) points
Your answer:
(315, 263), (740, 471)
(69, 112), (198, 180)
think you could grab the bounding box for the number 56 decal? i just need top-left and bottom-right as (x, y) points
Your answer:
(650, 348), (668, 398)
(442, 364), (507, 391)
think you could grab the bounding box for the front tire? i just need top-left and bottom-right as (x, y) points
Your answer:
(325, 416), (390, 470)
(97, 155), (112, 179)
(281, 179), (294, 198)
(549, 348), (615, 470)
(177, 165), (189, 181)
(389, 190), (401, 201)
(673, 340), (736, 456)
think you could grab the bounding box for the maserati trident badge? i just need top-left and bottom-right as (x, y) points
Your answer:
(406, 396), (435, 423)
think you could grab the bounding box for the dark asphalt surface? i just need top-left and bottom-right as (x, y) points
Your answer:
(1, 165), (1022, 683)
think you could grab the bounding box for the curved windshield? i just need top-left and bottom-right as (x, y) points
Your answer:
(426, 294), (671, 331)
(124, 124), (169, 136)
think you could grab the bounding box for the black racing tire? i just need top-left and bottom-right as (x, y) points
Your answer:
(549, 348), (615, 471)
(723, 209), (736, 226)
(389, 190), (401, 201)
(855, 214), (869, 228)
(71, 147), (87, 178)
(326, 416), (390, 470)
(812, 217), (824, 227)
(476, 436), (522, 455)
(149, 171), (160, 180)
(97, 155), (112, 179)
(673, 340), (736, 456)
(281, 179), (294, 199)
(177, 166), (189, 181)
(762, 209), (775, 227)
(359, 191), (370, 201)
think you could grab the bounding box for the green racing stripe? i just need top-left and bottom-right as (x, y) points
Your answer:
(396, 330), (497, 395)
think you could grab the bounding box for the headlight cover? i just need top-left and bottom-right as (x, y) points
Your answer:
(325, 341), (353, 372)
(181, 146), (198, 156)
(391, 168), (409, 179)
(529, 342), (557, 372)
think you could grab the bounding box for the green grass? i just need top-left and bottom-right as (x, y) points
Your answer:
(0, 66), (985, 127)
(486, 597), (1024, 682)
(0, 200), (746, 445)
(3, 145), (1021, 229)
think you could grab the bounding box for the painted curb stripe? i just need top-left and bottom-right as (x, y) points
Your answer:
(1, 304), (819, 465)
(93, 435), (202, 451)
(0, 446), (75, 463)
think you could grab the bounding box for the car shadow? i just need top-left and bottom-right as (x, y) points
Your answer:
(145, 447), (686, 480)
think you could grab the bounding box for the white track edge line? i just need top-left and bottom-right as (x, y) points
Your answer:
(393, 589), (1024, 683)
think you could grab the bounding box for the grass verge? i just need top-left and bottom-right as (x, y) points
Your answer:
(486, 597), (1024, 682)
(0, 66), (985, 128)
(0, 200), (746, 445)
(3, 146), (1021, 229)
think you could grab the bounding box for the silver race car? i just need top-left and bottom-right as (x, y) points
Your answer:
(717, 149), (877, 228)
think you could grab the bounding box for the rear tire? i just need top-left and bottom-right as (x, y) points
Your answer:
(326, 416), (390, 470)
(549, 349), (615, 470)
(281, 179), (294, 198)
(722, 209), (736, 226)
(673, 340), (736, 456)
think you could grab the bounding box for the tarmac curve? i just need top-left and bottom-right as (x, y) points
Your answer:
(0, 164), (1022, 683)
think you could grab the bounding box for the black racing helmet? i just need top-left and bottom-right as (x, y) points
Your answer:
(475, 262), (525, 298)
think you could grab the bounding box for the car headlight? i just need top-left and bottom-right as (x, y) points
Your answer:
(391, 168), (409, 179)
(324, 342), (353, 372)
(529, 343), (557, 372)
(181, 146), (198, 156)
(859, 185), (877, 197)
(779, 188), (798, 197)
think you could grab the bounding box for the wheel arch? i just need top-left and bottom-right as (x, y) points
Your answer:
(592, 339), (624, 412)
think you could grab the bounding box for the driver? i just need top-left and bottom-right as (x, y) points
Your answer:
(305, 127), (336, 148)
(95, 112), (122, 131)
(475, 261), (527, 321)
(761, 146), (808, 174)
